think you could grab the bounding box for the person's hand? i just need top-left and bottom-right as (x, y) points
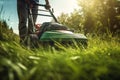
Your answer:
(45, 4), (51, 9)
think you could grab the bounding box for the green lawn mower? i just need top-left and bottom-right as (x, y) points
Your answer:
(28, 3), (88, 48)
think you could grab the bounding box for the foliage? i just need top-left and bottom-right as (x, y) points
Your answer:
(58, 0), (120, 35)
(58, 10), (84, 33)
(77, 0), (120, 34)
(0, 20), (19, 42)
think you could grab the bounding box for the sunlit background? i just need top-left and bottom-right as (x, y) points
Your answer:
(0, 0), (79, 34)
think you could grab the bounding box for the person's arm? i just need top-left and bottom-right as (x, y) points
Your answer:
(45, 0), (49, 5)
(45, 0), (51, 9)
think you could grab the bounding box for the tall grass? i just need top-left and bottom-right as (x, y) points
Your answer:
(0, 15), (120, 80)
(0, 34), (120, 80)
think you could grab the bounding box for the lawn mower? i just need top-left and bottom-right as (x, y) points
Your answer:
(27, 2), (88, 48)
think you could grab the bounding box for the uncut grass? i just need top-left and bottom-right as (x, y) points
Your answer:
(29, 37), (120, 80)
(0, 36), (120, 80)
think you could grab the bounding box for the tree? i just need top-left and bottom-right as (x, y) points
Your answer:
(58, 10), (84, 32)
(57, 0), (120, 35)
(77, 0), (120, 34)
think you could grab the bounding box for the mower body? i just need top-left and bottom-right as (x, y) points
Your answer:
(37, 22), (87, 46)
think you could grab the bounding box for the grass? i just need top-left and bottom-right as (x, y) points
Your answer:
(0, 18), (120, 80)
(0, 34), (120, 80)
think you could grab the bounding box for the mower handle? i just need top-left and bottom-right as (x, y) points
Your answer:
(34, 3), (46, 7)
(31, 3), (58, 23)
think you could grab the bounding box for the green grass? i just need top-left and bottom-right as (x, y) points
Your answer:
(0, 35), (120, 80)
(0, 18), (120, 80)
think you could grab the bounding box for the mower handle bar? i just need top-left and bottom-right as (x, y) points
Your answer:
(34, 3), (47, 7)
(32, 3), (58, 23)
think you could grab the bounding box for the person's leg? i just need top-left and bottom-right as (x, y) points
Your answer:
(28, 5), (38, 33)
(32, 5), (38, 23)
(17, 0), (28, 43)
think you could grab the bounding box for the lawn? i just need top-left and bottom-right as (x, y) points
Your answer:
(0, 35), (120, 80)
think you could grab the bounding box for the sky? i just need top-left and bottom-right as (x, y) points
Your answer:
(0, 0), (79, 34)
